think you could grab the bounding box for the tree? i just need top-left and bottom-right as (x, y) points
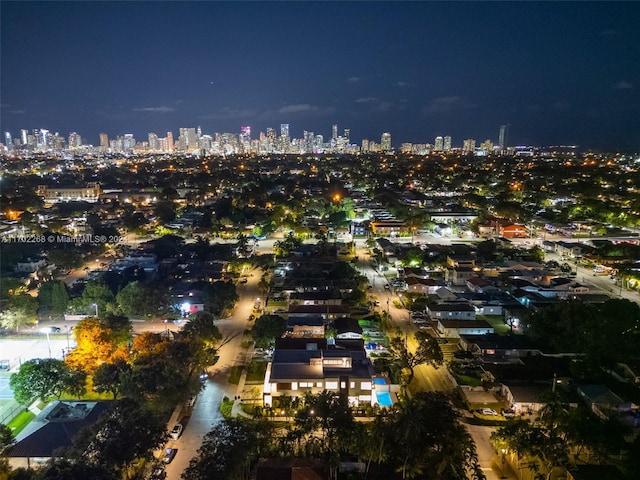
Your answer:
(154, 200), (177, 224)
(93, 360), (131, 400)
(0, 423), (15, 476)
(115, 282), (145, 317)
(81, 281), (115, 319)
(182, 311), (222, 342)
(79, 398), (167, 476)
(491, 418), (568, 480)
(202, 280), (238, 317)
(182, 418), (273, 480)
(0, 308), (32, 333)
(102, 314), (132, 346)
(47, 248), (83, 272)
(9, 358), (76, 405)
(236, 233), (250, 257)
(387, 331), (443, 387)
(526, 298), (640, 376)
(65, 318), (117, 374)
(250, 314), (287, 349)
(273, 231), (302, 256)
(181, 312), (223, 369)
(365, 392), (485, 480)
(37, 280), (69, 314)
(32, 458), (118, 480)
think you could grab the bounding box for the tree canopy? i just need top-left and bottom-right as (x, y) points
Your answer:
(525, 298), (640, 375)
(9, 359), (79, 405)
(250, 314), (287, 349)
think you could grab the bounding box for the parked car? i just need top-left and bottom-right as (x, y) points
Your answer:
(150, 467), (166, 479)
(170, 423), (183, 440)
(502, 409), (516, 418)
(162, 448), (178, 464)
(50, 326), (61, 333)
(480, 408), (498, 416)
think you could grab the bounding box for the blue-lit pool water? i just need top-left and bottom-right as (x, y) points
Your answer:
(373, 378), (387, 385)
(376, 391), (393, 407)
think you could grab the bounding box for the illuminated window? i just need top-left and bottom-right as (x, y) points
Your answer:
(325, 381), (338, 389)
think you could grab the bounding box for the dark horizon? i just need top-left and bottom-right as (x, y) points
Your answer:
(1, 1), (639, 151)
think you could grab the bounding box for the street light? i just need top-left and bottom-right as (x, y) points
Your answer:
(92, 303), (99, 317)
(40, 327), (52, 358)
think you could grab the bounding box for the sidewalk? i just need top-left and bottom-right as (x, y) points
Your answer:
(230, 368), (252, 418)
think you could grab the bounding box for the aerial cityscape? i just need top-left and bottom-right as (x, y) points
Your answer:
(1, 2), (640, 480)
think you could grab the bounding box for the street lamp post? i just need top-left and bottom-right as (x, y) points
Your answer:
(41, 328), (52, 358)
(92, 303), (99, 317)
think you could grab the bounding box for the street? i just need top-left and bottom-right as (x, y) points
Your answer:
(163, 269), (258, 480)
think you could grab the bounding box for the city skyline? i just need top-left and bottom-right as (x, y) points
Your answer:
(1, 1), (639, 150)
(3, 123), (508, 155)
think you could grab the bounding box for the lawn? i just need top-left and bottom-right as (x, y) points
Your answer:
(477, 315), (511, 335)
(228, 366), (242, 384)
(246, 360), (268, 382)
(454, 374), (482, 387)
(7, 410), (35, 436)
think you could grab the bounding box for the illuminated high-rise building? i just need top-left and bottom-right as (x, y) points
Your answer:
(381, 132), (392, 151)
(68, 132), (82, 148)
(463, 138), (476, 153)
(20, 129), (28, 145)
(200, 135), (213, 152)
(99, 132), (109, 149)
(499, 124), (508, 151)
(266, 128), (276, 140)
(38, 129), (49, 148)
(280, 124), (290, 152)
(123, 134), (135, 151)
(434, 136), (444, 151)
(4, 132), (12, 146)
(443, 135), (452, 151)
(481, 139), (494, 153)
(166, 131), (174, 151)
(179, 128), (197, 151)
(303, 130), (314, 153)
(240, 126), (251, 144)
(148, 133), (159, 151)
(343, 128), (350, 143)
(280, 123), (289, 140)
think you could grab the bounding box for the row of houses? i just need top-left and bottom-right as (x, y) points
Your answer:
(262, 257), (397, 408)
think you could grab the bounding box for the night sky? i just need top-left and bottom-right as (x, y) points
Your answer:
(1, 1), (639, 150)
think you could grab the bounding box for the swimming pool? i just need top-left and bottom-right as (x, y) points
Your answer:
(376, 391), (393, 407)
(373, 377), (387, 385)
